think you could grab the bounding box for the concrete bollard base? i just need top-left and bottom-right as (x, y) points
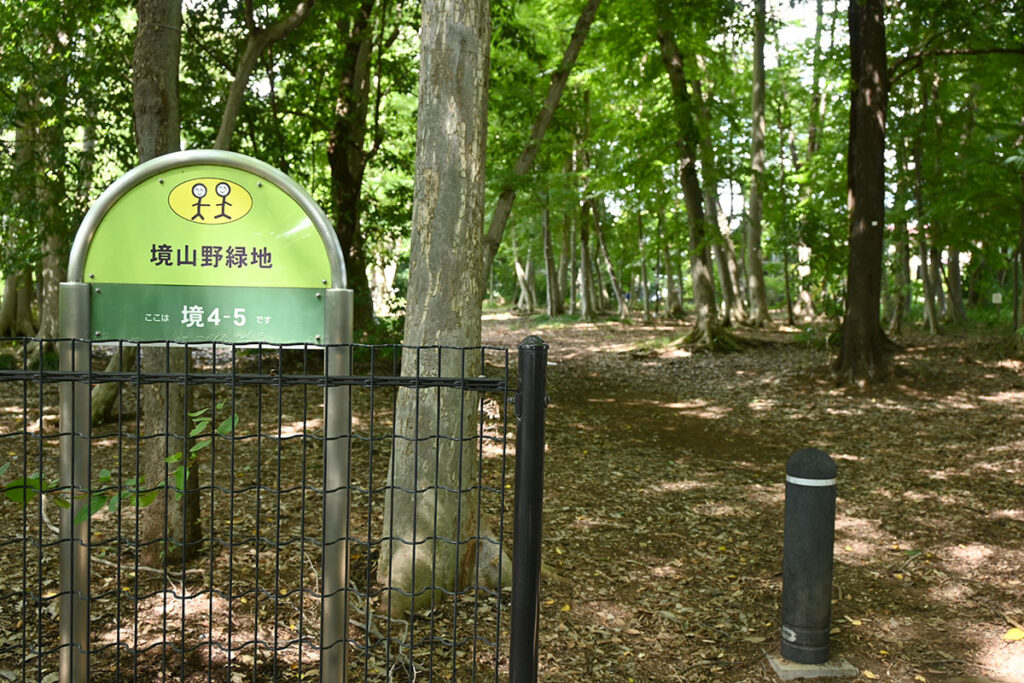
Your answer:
(767, 653), (858, 680)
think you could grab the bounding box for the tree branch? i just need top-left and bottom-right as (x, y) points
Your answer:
(481, 0), (602, 273)
(215, 0), (316, 150)
(890, 45), (1024, 86)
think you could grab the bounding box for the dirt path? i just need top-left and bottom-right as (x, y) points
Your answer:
(483, 311), (1024, 682)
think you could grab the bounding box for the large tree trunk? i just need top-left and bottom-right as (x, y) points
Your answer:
(482, 0), (602, 271)
(134, 0), (199, 565)
(377, 0), (503, 615)
(834, 0), (890, 384)
(327, 0), (378, 331)
(745, 0), (772, 327)
(656, 24), (723, 348)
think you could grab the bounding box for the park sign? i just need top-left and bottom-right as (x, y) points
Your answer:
(66, 149), (348, 344)
(59, 151), (354, 680)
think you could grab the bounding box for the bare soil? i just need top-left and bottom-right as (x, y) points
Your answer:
(482, 311), (1024, 683)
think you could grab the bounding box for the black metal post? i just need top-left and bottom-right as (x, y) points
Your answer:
(510, 336), (548, 683)
(780, 448), (837, 664)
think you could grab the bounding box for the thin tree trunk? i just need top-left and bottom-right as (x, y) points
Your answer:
(782, 248), (795, 326)
(543, 193), (564, 316)
(794, 0), (826, 322)
(592, 235), (606, 312)
(694, 76), (744, 326)
(0, 272), (37, 337)
(888, 216), (911, 335)
(638, 213), (651, 323)
(568, 213), (578, 316)
(918, 235), (940, 334)
(930, 245), (947, 319)
(327, 0), (380, 331)
(577, 93), (597, 320)
(946, 248), (966, 324)
(558, 204), (571, 313)
(746, 0), (772, 327)
(482, 0), (602, 271)
(661, 210), (686, 316)
(214, 1), (314, 150)
(656, 23), (723, 347)
(592, 200), (629, 318)
(3, 86), (39, 339)
(579, 209), (596, 320)
(1016, 101), (1024, 352)
(663, 240), (682, 318)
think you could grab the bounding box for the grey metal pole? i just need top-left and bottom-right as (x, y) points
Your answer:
(780, 448), (837, 664)
(321, 288), (353, 682)
(510, 335), (548, 683)
(58, 283), (91, 683)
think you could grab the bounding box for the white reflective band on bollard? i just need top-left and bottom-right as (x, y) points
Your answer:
(785, 475), (837, 487)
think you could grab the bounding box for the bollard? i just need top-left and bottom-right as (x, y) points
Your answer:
(780, 448), (837, 664)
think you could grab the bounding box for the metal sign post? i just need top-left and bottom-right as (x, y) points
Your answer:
(59, 150), (352, 682)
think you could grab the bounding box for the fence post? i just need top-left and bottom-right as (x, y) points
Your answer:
(58, 282), (91, 683)
(321, 288), (353, 682)
(510, 335), (548, 683)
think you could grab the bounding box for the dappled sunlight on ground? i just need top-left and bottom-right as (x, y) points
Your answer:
(477, 313), (1024, 681)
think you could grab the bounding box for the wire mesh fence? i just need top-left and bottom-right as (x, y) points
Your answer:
(0, 338), (536, 682)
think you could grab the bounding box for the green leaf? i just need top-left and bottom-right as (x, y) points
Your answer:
(216, 414), (239, 435)
(0, 462), (9, 477)
(188, 408), (210, 418)
(165, 452), (183, 463)
(189, 421), (210, 437)
(98, 469), (112, 481)
(138, 489), (159, 507)
(190, 439), (212, 453)
(3, 477), (42, 504)
(51, 496), (71, 509)
(74, 493), (109, 525)
(173, 466), (187, 501)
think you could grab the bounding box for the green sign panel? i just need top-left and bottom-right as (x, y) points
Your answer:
(91, 284), (326, 344)
(83, 164), (332, 289)
(72, 151), (345, 344)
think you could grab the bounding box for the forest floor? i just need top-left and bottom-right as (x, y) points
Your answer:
(482, 309), (1024, 683)
(1, 311), (1023, 682)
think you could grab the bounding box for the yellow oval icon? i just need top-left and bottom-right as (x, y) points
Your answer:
(168, 178), (253, 225)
